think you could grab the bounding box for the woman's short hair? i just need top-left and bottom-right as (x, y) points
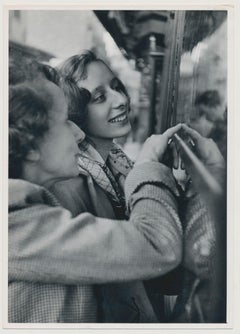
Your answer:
(9, 54), (60, 86)
(9, 84), (51, 178)
(9, 60), (60, 179)
(58, 50), (130, 129)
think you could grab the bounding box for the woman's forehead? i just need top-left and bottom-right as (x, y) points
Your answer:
(41, 80), (67, 120)
(78, 61), (114, 90)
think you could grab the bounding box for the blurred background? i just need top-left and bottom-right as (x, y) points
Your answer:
(9, 10), (227, 160)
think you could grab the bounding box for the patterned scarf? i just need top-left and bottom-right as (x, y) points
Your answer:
(77, 139), (134, 219)
(78, 139), (160, 323)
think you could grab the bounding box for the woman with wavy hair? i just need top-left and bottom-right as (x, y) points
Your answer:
(58, 51), (133, 220)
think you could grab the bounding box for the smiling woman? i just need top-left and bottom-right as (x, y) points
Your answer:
(77, 60), (131, 142)
(58, 51), (134, 217)
(59, 52), (131, 145)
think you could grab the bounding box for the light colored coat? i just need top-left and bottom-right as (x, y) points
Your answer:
(9, 162), (183, 323)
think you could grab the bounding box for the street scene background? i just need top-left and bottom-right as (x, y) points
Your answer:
(9, 10), (227, 160)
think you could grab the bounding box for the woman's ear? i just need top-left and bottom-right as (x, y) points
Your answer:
(25, 149), (40, 162)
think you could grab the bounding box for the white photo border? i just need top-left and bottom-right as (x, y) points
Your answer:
(1, 0), (239, 333)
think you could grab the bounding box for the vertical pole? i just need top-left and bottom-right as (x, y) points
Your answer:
(148, 53), (157, 136)
(148, 35), (164, 136)
(156, 11), (186, 133)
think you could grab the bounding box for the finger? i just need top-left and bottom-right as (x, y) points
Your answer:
(170, 142), (179, 169)
(162, 149), (172, 168)
(181, 124), (202, 141)
(181, 159), (185, 170)
(163, 123), (182, 139)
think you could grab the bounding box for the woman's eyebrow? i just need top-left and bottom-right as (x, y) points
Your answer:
(91, 85), (105, 95)
(91, 77), (119, 95)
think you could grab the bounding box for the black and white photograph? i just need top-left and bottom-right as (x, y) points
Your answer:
(2, 1), (239, 332)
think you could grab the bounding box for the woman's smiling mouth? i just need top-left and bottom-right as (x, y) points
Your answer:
(109, 112), (128, 123)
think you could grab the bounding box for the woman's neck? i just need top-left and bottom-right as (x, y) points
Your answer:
(21, 162), (50, 186)
(87, 136), (113, 162)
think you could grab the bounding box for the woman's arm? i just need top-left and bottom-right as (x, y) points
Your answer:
(9, 162), (182, 285)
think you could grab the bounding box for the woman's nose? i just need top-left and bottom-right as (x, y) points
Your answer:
(68, 120), (85, 143)
(111, 90), (128, 109)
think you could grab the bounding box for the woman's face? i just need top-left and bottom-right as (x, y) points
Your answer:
(77, 61), (131, 141)
(36, 80), (85, 181)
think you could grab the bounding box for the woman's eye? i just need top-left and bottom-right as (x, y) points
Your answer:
(92, 93), (105, 103)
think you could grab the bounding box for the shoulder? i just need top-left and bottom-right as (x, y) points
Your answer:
(46, 175), (93, 217)
(9, 178), (53, 209)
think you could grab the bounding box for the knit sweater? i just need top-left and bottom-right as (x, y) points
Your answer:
(8, 161), (183, 323)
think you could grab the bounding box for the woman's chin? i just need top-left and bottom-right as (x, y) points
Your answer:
(69, 166), (80, 178)
(87, 122), (131, 141)
(114, 122), (131, 138)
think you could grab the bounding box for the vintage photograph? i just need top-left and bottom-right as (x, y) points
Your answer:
(6, 6), (230, 329)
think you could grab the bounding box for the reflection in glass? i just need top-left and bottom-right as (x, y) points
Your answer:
(176, 11), (227, 159)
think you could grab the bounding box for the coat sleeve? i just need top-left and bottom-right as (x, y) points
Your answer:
(182, 163), (226, 279)
(9, 162), (183, 285)
(182, 185), (216, 279)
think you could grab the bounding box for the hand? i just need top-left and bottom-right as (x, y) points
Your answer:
(135, 124), (182, 166)
(178, 124), (225, 197)
(181, 124), (225, 169)
(163, 140), (182, 169)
